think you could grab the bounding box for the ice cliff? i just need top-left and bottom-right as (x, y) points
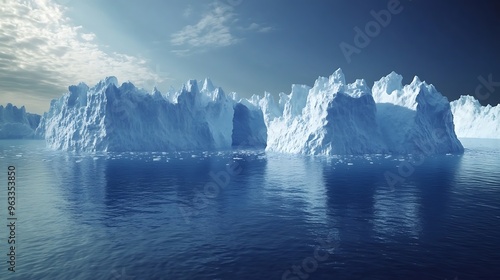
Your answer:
(261, 69), (463, 155)
(37, 77), (266, 152)
(372, 71), (464, 154)
(450, 95), (500, 139)
(37, 69), (464, 155)
(261, 71), (386, 154)
(0, 103), (41, 139)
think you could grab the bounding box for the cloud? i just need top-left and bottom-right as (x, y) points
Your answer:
(257, 26), (273, 33)
(244, 22), (274, 33)
(171, 3), (240, 50)
(183, 5), (193, 18)
(171, 2), (273, 55)
(0, 0), (161, 114)
(81, 33), (95, 41)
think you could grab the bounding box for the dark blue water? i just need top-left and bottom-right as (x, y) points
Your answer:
(0, 139), (499, 280)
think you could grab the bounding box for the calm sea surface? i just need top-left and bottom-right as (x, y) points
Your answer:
(0, 139), (499, 280)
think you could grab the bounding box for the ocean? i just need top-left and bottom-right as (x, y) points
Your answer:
(0, 138), (499, 279)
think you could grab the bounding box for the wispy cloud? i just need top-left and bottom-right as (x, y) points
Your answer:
(243, 22), (274, 33)
(0, 0), (161, 113)
(183, 5), (193, 18)
(171, 3), (239, 51)
(80, 33), (96, 41)
(170, 2), (273, 55)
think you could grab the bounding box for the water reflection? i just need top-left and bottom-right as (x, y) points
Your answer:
(50, 153), (107, 222)
(412, 155), (462, 240)
(2, 139), (499, 279)
(263, 153), (328, 224)
(321, 158), (379, 243)
(319, 154), (462, 242)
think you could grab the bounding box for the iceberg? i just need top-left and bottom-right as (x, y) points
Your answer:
(37, 69), (464, 155)
(37, 77), (266, 152)
(0, 103), (41, 139)
(262, 69), (463, 155)
(232, 102), (267, 148)
(372, 72), (464, 154)
(262, 70), (386, 155)
(450, 95), (500, 139)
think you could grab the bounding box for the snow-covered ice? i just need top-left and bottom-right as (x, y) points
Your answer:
(262, 69), (463, 155)
(0, 103), (41, 139)
(450, 95), (500, 139)
(37, 77), (266, 152)
(37, 69), (465, 155)
(372, 71), (464, 154)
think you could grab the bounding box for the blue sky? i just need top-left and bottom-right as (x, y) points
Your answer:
(1, 0), (499, 114)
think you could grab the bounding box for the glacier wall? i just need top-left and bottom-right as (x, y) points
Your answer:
(0, 103), (41, 139)
(232, 103), (267, 148)
(37, 69), (465, 155)
(450, 95), (500, 139)
(372, 72), (464, 154)
(262, 69), (463, 155)
(37, 77), (248, 152)
(261, 70), (386, 154)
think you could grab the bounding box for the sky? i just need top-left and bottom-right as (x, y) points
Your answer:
(1, 0), (499, 114)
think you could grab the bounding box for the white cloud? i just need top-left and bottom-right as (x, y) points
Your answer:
(247, 23), (260, 31)
(244, 22), (273, 33)
(81, 33), (95, 41)
(171, 2), (273, 55)
(0, 0), (162, 114)
(183, 5), (193, 18)
(257, 26), (273, 33)
(171, 3), (240, 50)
